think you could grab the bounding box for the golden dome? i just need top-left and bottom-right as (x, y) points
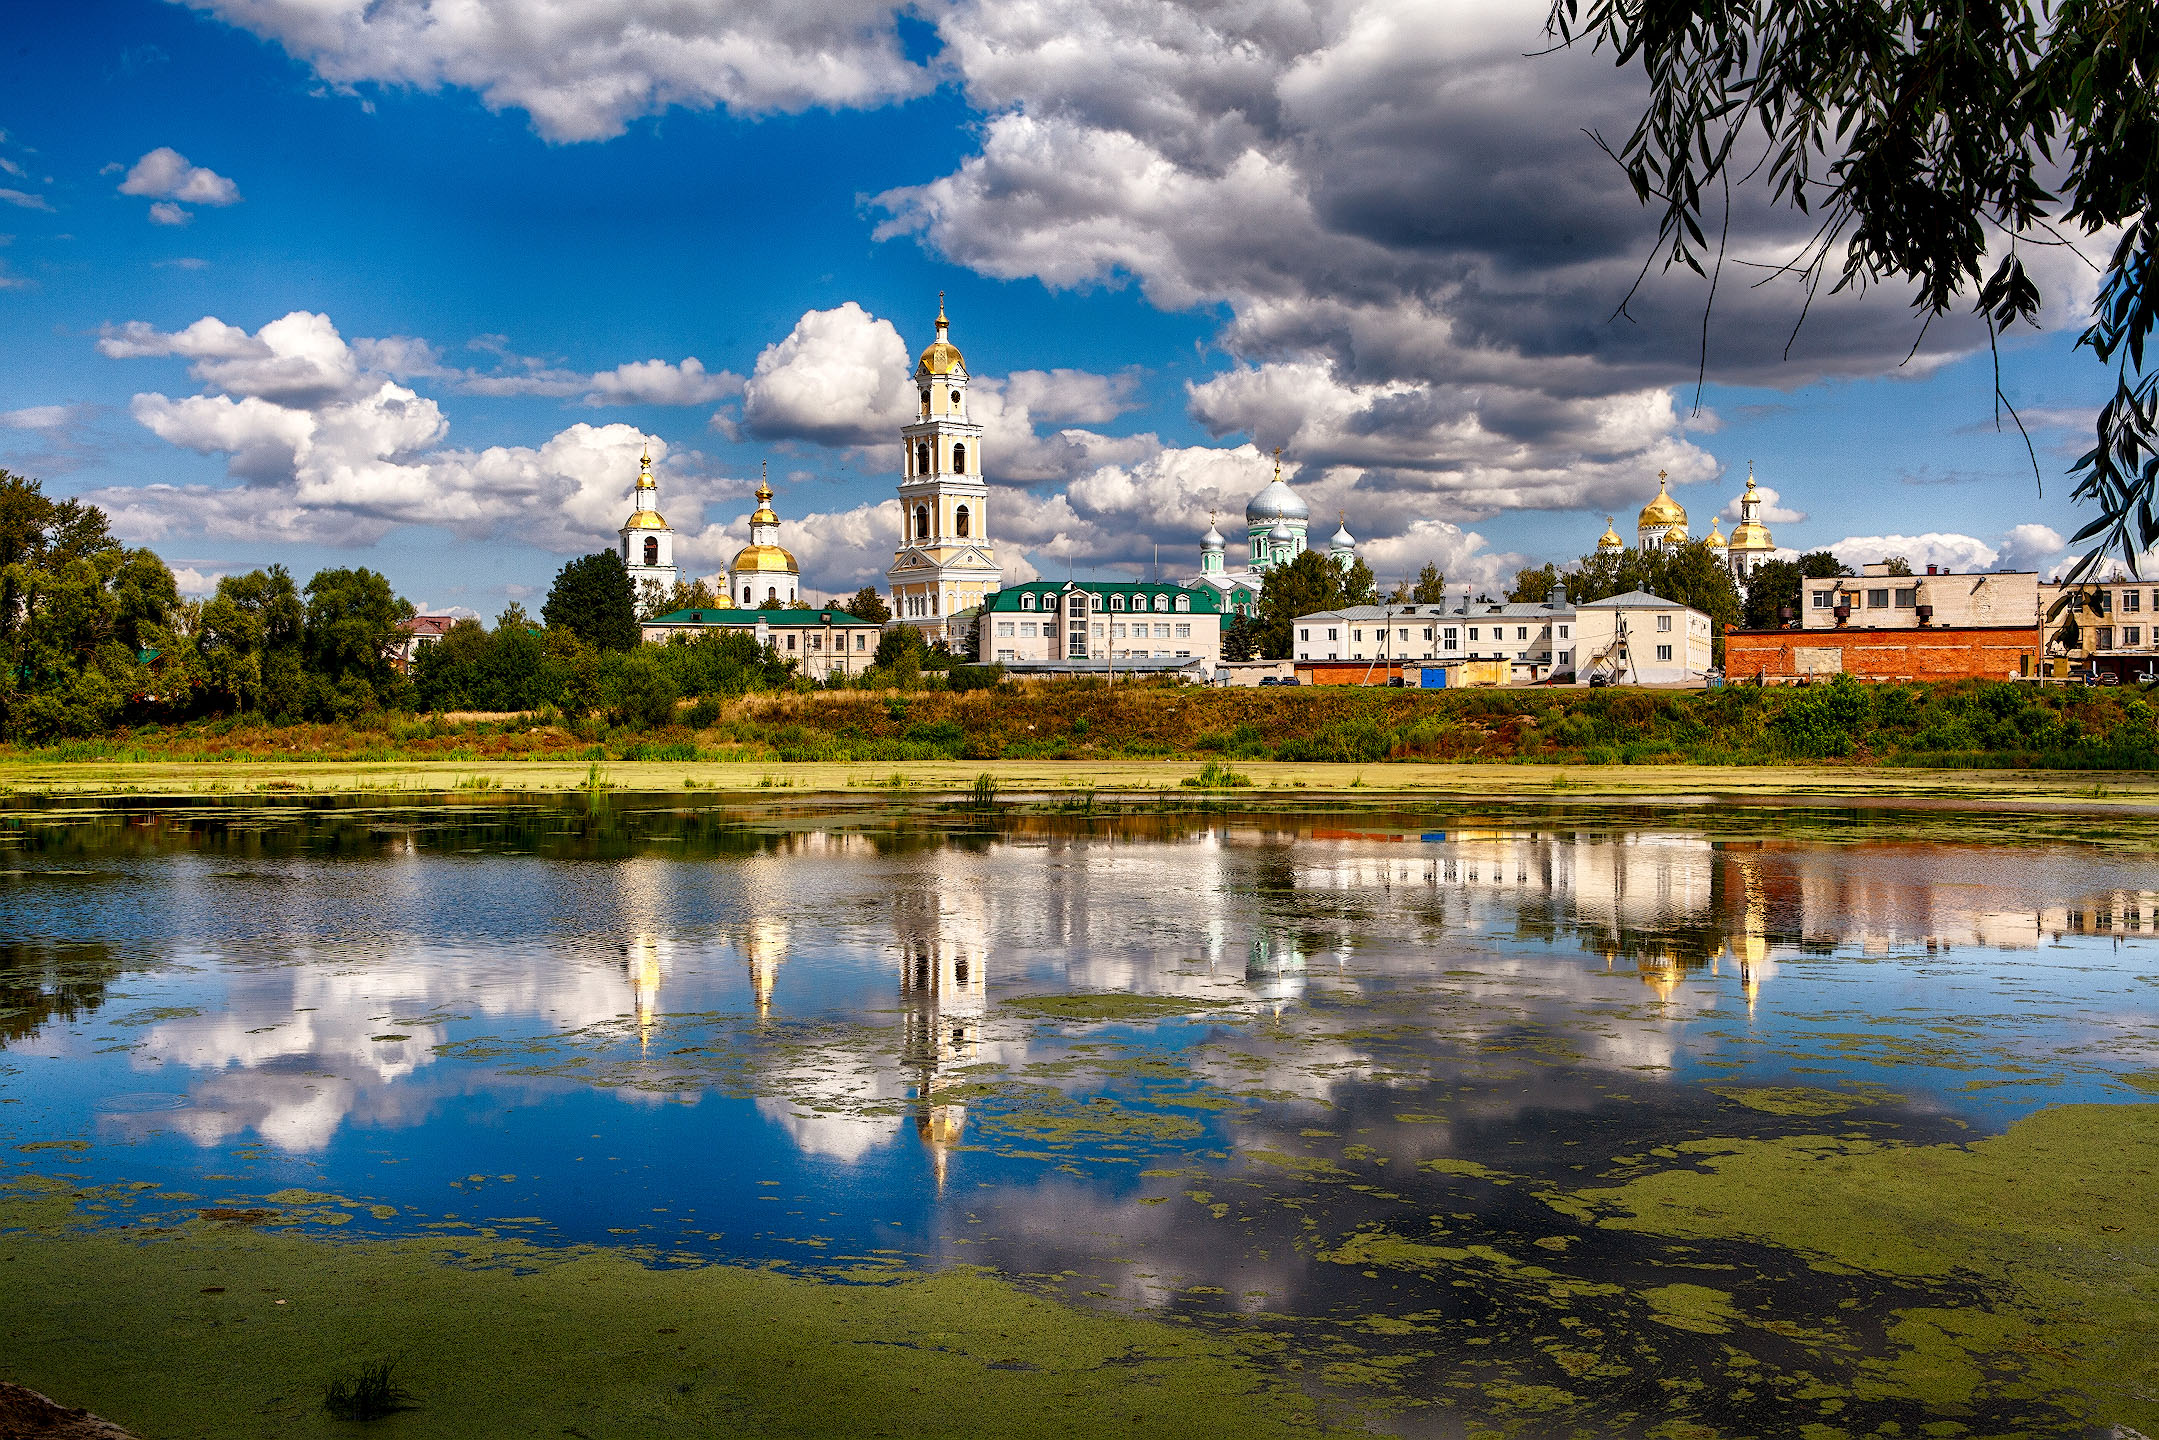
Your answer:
(1705, 519), (1727, 548)
(750, 478), (778, 526)
(1638, 469), (1687, 527)
(1730, 520), (1774, 550)
(731, 543), (798, 574)
(915, 293), (965, 377)
(623, 509), (670, 530)
(1662, 523), (1689, 544)
(1596, 516), (1624, 550)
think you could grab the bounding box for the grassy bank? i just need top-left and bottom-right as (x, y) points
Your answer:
(5, 756), (2159, 811)
(12, 678), (2159, 774)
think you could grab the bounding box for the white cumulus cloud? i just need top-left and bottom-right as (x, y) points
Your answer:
(741, 302), (915, 447)
(119, 147), (243, 205)
(177, 0), (934, 142)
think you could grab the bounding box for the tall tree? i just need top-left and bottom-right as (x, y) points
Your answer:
(1549, 0), (2159, 575)
(302, 567), (414, 718)
(1739, 558), (1802, 630)
(1253, 550), (1350, 659)
(199, 567), (305, 717)
(846, 586), (892, 625)
(1508, 564), (1560, 604)
(543, 551), (640, 651)
(1410, 562), (1449, 605)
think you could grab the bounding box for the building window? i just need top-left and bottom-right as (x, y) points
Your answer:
(856, 634), (866, 650)
(997, 621), (1015, 637)
(785, 635), (797, 651)
(1422, 627), (1433, 640)
(1656, 614), (1672, 633)
(952, 443), (966, 474)
(1655, 644), (1672, 661)
(997, 649), (1015, 661)
(1175, 596), (1189, 612)
(2127, 626), (2143, 646)
(2098, 626), (2115, 649)
(1559, 650), (1571, 665)
(810, 634), (822, 650)
(1894, 587), (1917, 607)
(1299, 628), (1310, 641)
(1326, 628), (1338, 640)
(914, 504), (930, 541)
(1111, 594), (1126, 610)
(1398, 628), (1410, 641)
(1021, 593), (1035, 610)
(1155, 624), (1169, 638)
(1353, 629), (1363, 642)
(1443, 628), (1457, 647)
(2126, 590), (2144, 613)
(1020, 622), (1036, 638)
(1469, 627), (1479, 641)
(1175, 623), (1190, 638)
(956, 504), (971, 538)
(950, 389), (961, 407)
(1867, 588), (1891, 608)
(1557, 624), (1569, 639)
(1111, 623), (1125, 639)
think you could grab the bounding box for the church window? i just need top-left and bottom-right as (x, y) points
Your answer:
(644, 536), (658, 566)
(950, 389), (961, 407)
(952, 443), (966, 473)
(920, 389), (930, 415)
(930, 593), (939, 615)
(915, 442), (930, 476)
(742, 586), (752, 604)
(914, 504), (930, 541)
(955, 504), (970, 537)
(767, 587), (778, 605)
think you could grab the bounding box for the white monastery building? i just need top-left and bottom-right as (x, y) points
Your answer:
(888, 298), (1002, 646)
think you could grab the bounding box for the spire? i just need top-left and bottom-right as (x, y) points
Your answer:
(935, 291), (948, 339)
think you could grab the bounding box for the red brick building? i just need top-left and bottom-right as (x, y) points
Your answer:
(1722, 624), (2040, 683)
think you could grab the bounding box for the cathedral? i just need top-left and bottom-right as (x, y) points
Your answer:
(728, 469), (801, 608)
(1598, 464), (1777, 583)
(1190, 451), (1355, 618)
(887, 298), (1002, 645)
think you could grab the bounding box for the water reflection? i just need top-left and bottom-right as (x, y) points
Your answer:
(3, 798), (2156, 1437)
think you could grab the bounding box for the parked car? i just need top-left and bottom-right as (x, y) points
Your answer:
(1257, 676), (1280, 686)
(1588, 673), (1613, 688)
(1278, 677), (1301, 686)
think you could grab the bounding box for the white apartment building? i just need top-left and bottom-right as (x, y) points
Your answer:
(1291, 595), (1579, 683)
(977, 580), (1223, 667)
(1803, 564), (2040, 630)
(1572, 591), (1712, 684)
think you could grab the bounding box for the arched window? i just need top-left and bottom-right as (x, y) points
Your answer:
(742, 586), (752, 604)
(1154, 594), (1168, 612)
(952, 443), (966, 474)
(766, 587), (778, 605)
(643, 536), (658, 566)
(1110, 595), (1125, 611)
(914, 504), (930, 541)
(915, 441), (930, 476)
(1175, 595), (1189, 612)
(919, 389), (930, 416)
(930, 592), (939, 615)
(1021, 593), (1035, 610)
(955, 504), (970, 538)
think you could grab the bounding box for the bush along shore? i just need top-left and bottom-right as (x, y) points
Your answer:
(12, 676), (2159, 771)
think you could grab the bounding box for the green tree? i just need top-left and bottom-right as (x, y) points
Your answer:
(544, 551), (639, 651)
(1341, 556), (1380, 607)
(655, 577), (719, 617)
(412, 618), (488, 711)
(1739, 558), (1802, 630)
(846, 586), (892, 625)
(198, 567), (305, 717)
(1882, 556), (1914, 577)
(301, 567), (414, 718)
(1801, 552), (1854, 580)
(1253, 549), (1350, 659)
(1508, 564), (1560, 604)
(0, 474), (186, 738)
(1548, 0), (2159, 574)
(1221, 614), (1260, 662)
(607, 648), (680, 729)
(1410, 562), (1449, 605)
(1562, 539), (1744, 660)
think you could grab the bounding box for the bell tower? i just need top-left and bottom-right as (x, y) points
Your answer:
(887, 296), (1002, 642)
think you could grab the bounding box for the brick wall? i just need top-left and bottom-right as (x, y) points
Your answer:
(1723, 625), (2039, 683)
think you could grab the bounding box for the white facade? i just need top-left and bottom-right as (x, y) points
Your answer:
(888, 298), (1001, 645)
(1806, 564), (2040, 630)
(1291, 597), (1578, 683)
(619, 449), (678, 610)
(1572, 591), (1712, 684)
(980, 581), (1222, 667)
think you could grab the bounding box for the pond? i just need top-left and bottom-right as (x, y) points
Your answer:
(2, 794), (2156, 1438)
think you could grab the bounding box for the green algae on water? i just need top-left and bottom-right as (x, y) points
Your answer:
(999, 993), (1244, 1023)
(0, 1177), (1322, 1440)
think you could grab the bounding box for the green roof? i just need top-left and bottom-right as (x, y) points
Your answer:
(982, 581), (1220, 614)
(646, 607), (880, 627)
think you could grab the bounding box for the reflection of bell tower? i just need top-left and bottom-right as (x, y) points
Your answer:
(626, 933), (665, 1048)
(896, 883), (989, 1190)
(744, 918), (788, 1021)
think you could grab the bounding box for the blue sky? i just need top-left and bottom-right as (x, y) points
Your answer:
(0, 0), (2115, 611)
